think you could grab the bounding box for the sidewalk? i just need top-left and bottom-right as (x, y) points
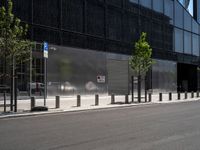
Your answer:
(0, 93), (200, 119)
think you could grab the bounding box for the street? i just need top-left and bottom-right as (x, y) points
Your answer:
(1, 101), (200, 150)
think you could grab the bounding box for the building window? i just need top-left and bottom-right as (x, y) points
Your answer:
(62, 0), (84, 33)
(184, 10), (192, 31)
(184, 31), (192, 54)
(192, 34), (199, 56)
(164, 0), (174, 25)
(86, 2), (104, 37)
(33, 0), (60, 28)
(107, 9), (122, 41)
(175, 28), (183, 53)
(139, 0), (152, 9)
(153, 0), (163, 13)
(175, 0), (184, 28)
(192, 20), (199, 34)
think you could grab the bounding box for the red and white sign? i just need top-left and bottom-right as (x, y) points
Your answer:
(97, 75), (106, 83)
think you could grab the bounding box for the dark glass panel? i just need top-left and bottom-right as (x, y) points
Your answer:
(33, 27), (60, 45)
(33, 0), (60, 28)
(175, 0), (184, 28)
(107, 0), (122, 7)
(86, 2), (104, 37)
(62, 0), (84, 32)
(62, 32), (86, 49)
(174, 28), (183, 53)
(13, 0), (32, 22)
(153, 0), (163, 13)
(107, 8), (122, 41)
(184, 31), (192, 54)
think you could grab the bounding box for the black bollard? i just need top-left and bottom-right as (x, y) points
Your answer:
(148, 93), (152, 102)
(185, 92), (187, 99)
(77, 95), (81, 107)
(95, 94), (99, 106)
(31, 97), (35, 109)
(111, 94), (115, 104)
(177, 92), (181, 100)
(197, 91), (199, 98)
(169, 92), (172, 101)
(159, 93), (162, 102)
(125, 95), (129, 104)
(191, 92), (194, 98)
(4, 92), (6, 112)
(55, 96), (60, 108)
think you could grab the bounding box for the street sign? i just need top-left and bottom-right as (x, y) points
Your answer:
(97, 75), (106, 83)
(43, 42), (48, 58)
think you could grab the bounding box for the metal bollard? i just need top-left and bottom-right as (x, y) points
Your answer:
(95, 94), (99, 106)
(169, 92), (172, 101)
(111, 94), (115, 104)
(4, 92), (6, 112)
(159, 93), (162, 102)
(77, 95), (81, 107)
(31, 97), (35, 109)
(185, 92), (187, 99)
(55, 96), (60, 108)
(191, 92), (194, 98)
(197, 91), (199, 98)
(125, 95), (129, 104)
(177, 93), (181, 100)
(148, 93), (152, 102)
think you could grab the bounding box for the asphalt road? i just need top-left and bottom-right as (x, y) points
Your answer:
(1, 101), (200, 150)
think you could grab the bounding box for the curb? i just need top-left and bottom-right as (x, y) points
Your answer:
(0, 102), (154, 120)
(1, 99), (200, 120)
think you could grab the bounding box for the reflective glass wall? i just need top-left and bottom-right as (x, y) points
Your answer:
(47, 45), (130, 96)
(47, 46), (107, 96)
(152, 59), (177, 93)
(129, 0), (200, 57)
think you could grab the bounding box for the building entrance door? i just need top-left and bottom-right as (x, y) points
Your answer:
(177, 63), (197, 92)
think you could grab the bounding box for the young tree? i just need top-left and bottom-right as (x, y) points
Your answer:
(0, 0), (32, 111)
(129, 32), (154, 103)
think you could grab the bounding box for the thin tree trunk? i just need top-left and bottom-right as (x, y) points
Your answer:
(10, 56), (15, 111)
(138, 74), (141, 103)
(145, 75), (147, 102)
(131, 76), (134, 103)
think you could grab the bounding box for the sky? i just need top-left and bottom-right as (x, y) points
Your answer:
(179, 0), (193, 16)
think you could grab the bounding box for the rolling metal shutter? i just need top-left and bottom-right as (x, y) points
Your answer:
(107, 59), (129, 95)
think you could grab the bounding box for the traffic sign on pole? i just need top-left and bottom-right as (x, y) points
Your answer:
(43, 42), (48, 58)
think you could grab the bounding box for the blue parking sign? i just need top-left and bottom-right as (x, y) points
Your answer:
(44, 42), (48, 51)
(43, 42), (48, 58)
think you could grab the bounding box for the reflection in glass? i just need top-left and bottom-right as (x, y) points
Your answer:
(152, 59), (177, 93)
(152, 0), (163, 13)
(192, 34), (199, 56)
(164, 0), (174, 24)
(129, 0), (138, 4)
(139, 0), (152, 9)
(175, 28), (183, 53)
(47, 46), (108, 96)
(192, 20), (199, 34)
(184, 31), (192, 54)
(175, 0), (184, 28)
(178, 0), (193, 16)
(184, 10), (192, 31)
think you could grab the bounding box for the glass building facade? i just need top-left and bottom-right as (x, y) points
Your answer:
(1, 0), (200, 96)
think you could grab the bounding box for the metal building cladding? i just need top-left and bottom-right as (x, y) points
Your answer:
(0, 0), (200, 96)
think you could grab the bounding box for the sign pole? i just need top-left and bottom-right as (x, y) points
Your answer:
(44, 57), (46, 106)
(43, 42), (48, 106)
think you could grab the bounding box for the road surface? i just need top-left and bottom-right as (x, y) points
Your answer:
(1, 101), (200, 150)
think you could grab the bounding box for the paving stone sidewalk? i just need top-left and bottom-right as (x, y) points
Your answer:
(0, 92), (199, 118)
